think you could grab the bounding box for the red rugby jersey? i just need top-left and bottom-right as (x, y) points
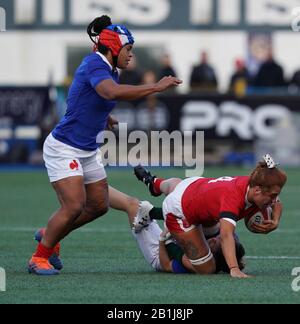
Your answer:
(181, 176), (255, 226)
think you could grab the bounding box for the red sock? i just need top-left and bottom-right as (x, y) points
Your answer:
(34, 243), (54, 259)
(153, 178), (164, 195)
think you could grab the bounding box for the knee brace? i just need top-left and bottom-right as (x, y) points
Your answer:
(189, 250), (213, 266)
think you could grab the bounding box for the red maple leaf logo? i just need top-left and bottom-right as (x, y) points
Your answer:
(70, 160), (79, 170)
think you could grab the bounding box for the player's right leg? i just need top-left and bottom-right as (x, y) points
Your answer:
(34, 228), (63, 270)
(28, 176), (86, 275)
(166, 216), (216, 275)
(29, 134), (111, 275)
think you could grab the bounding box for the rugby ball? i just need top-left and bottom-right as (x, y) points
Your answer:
(244, 207), (272, 233)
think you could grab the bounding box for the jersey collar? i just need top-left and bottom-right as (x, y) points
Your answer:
(245, 186), (253, 209)
(96, 52), (113, 71)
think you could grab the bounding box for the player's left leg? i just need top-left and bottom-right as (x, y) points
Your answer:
(109, 186), (154, 230)
(134, 166), (182, 196)
(160, 178), (183, 195)
(103, 186), (163, 271)
(132, 221), (163, 271)
(64, 149), (110, 233)
(67, 178), (109, 232)
(108, 186), (140, 223)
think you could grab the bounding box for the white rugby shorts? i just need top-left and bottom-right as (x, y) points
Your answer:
(43, 133), (107, 184)
(162, 177), (220, 237)
(163, 177), (201, 233)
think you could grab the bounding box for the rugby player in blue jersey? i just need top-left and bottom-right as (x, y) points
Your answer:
(28, 15), (182, 275)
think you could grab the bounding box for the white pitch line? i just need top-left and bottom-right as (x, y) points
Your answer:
(1, 227), (300, 235)
(238, 229), (300, 234)
(0, 227), (40, 232)
(0, 227), (129, 233)
(246, 256), (300, 260)
(0, 229), (299, 260)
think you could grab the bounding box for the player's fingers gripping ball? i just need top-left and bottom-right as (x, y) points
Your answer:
(244, 207), (272, 233)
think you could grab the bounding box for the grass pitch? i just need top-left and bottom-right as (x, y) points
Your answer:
(0, 167), (299, 304)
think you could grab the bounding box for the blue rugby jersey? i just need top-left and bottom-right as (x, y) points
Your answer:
(171, 260), (190, 274)
(52, 52), (119, 151)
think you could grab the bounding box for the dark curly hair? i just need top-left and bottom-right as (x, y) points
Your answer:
(214, 241), (246, 273)
(87, 15), (112, 54)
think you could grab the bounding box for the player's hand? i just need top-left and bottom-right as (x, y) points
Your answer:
(159, 229), (172, 242)
(107, 115), (119, 130)
(230, 268), (252, 279)
(155, 76), (182, 92)
(251, 220), (279, 234)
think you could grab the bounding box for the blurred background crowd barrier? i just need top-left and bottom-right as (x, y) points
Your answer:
(1, 86), (299, 167)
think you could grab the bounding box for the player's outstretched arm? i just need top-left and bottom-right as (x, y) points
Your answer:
(95, 76), (182, 101)
(220, 219), (251, 279)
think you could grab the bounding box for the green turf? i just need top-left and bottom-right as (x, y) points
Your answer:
(0, 167), (299, 304)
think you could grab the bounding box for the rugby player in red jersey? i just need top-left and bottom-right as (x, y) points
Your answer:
(99, 188), (246, 274)
(134, 155), (287, 278)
